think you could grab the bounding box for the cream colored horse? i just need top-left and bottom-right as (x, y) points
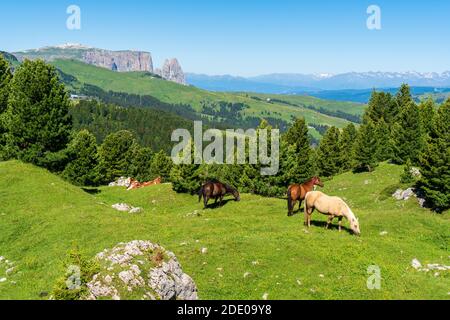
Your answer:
(304, 191), (361, 235)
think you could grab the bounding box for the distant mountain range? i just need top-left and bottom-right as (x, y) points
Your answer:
(187, 72), (450, 103)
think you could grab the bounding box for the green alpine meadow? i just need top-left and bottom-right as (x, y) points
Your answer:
(1, 1), (449, 303)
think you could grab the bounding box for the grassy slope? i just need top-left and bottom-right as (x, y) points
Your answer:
(0, 161), (448, 300)
(51, 60), (356, 132)
(243, 93), (366, 116)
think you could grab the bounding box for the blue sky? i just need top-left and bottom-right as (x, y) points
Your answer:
(1, 0), (449, 76)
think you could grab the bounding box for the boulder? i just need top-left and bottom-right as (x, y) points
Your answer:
(109, 177), (132, 188)
(85, 241), (198, 300)
(393, 188), (415, 201)
(112, 203), (132, 212)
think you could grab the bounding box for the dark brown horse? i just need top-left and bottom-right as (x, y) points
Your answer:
(199, 180), (241, 209)
(287, 177), (324, 216)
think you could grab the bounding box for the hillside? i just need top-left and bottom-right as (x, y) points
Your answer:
(0, 161), (448, 300)
(51, 59), (359, 137)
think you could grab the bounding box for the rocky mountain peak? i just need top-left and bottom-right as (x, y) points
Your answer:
(156, 58), (187, 85)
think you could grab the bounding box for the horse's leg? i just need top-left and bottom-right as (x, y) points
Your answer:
(326, 216), (334, 229)
(298, 200), (303, 213)
(204, 196), (209, 209)
(338, 217), (343, 232)
(220, 196), (224, 206)
(304, 203), (310, 226)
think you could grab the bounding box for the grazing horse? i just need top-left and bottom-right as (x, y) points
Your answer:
(304, 191), (361, 235)
(199, 180), (240, 209)
(287, 177), (324, 216)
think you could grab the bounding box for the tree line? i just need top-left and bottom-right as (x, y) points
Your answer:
(0, 57), (448, 212)
(170, 85), (449, 212)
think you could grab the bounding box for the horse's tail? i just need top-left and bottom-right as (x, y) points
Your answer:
(287, 186), (293, 214)
(198, 186), (204, 203)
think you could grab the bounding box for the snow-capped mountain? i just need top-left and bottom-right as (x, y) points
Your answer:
(187, 71), (450, 92)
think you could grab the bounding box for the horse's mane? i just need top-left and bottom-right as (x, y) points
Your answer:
(303, 177), (316, 184)
(225, 184), (237, 193)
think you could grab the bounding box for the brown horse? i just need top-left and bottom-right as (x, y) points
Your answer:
(127, 177), (162, 191)
(287, 176), (324, 216)
(199, 180), (240, 209)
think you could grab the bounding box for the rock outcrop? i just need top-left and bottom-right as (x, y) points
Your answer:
(85, 241), (198, 300)
(83, 49), (153, 73)
(156, 58), (187, 85)
(392, 188), (426, 207)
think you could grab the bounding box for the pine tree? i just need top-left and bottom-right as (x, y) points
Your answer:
(353, 121), (378, 172)
(0, 55), (11, 115)
(96, 130), (136, 184)
(418, 99), (450, 212)
(395, 84), (414, 112)
(63, 130), (99, 186)
(170, 142), (200, 194)
(0, 55), (12, 158)
(282, 117), (312, 183)
(391, 102), (425, 165)
(317, 126), (341, 177)
(339, 123), (357, 172)
(364, 91), (396, 125)
(150, 150), (173, 182)
(3, 59), (72, 169)
(128, 144), (153, 182)
(375, 118), (392, 161)
(418, 97), (436, 137)
(400, 159), (415, 184)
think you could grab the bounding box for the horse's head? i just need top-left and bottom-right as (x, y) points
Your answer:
(312, 176), (324, 188)
(350, 217), (361, 236)
(228, 186), (241, 202)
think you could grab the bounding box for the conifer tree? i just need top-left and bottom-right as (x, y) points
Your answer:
(170, 141), (201, 194)
(63, 130), (99, 186)
(339, 123), (357, 172)
(375, 118), (392, 161)
(395, 84), (414, 112)
(96, 130), (136, 184)
(391, 102), (425, 165)
(364, 91), (396, 125)
(150, 150), (173, 182)
(418, 99), (450, 212)
(128, 144), (153, 182)
(0, 55), (12, 158)
(3, 59), (72, 168)
(418, 97), (436, 137)
(317, 126), (341, 177)
(400, 159), (415, 184)
(282, 117), (312, 183)
(353, 121), (378, 172)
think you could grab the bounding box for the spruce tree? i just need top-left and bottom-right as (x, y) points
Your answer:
(3, 59), (72, 168)
(418, 97), (436, 137)
(282, 117), (312, 183)
(96, 130), (136, 184)
(364, 91), (396, 125)
(418, 99), (450, 212)
(63, 130), (99, 186)
(0, 55), (12, 157)
(317, 126), (341, 177)
(170, 142), (201, 194)
(128, 144), (153, 182)
(0, 55), (11, 115)
(353, 121), (378, 172)
(339, 123), (357, 172)
(400, 159), (415, 184)
(150, 150), (173, 182)
(375, 118), (392, 161)
(395, 84), (414, 112)
(391, 102), (425, 165)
